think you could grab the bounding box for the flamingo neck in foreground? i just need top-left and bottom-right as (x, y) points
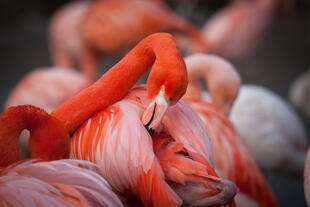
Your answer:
(52, 33), (187, 135)
(0, 105), (70, 167)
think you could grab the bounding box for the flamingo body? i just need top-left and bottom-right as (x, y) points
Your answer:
(49, 0), (90, 68)
(49, 0), (207, 81)
(0, 159), (124, 207)
(199, 0), (274, 60)
(60, 0), (206, 80)
(186, 100), (279, 207)
(70, 85), (235, 207)
(230, 85), (307, 176)
(81, 0), (207, 54)
(5, 67), (90, 113)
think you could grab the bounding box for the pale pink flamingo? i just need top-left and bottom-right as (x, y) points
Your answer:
(5, 67), (90, 113)
(0, 105), (123, 207)
(182, 54), (279, 207)
(192, 0), (277, 60)
(231, 84), (308, 177)
(4, 67), (91, 159)
(304, 148), (310, 206)
(49, 0), (208, 81)
(289, 69), (310, 120)
(49, 0), (90, 71)
(48, 33), (237, 207)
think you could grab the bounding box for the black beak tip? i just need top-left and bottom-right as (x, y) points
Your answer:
(143, 103), (156, 136)
(144, 125), (155, 135)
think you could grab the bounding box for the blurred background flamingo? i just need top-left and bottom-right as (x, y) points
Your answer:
(193, 0), (277, 60)
(48, 0), (89, 71)
(4, 67), (90, 113)
(182, 54), (279, 207)
(49, 0), (208, 80)
(230, 85), (308, 177)
(50, 33), (238, 207)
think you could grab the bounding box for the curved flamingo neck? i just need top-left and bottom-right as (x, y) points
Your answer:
(184, 54), (241, 112)
(52, 33), (185, 134)
(0, 105), (70, 167)
(184, 54), (220, 100)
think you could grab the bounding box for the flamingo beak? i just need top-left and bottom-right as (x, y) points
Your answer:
(142, 88), (170, 134)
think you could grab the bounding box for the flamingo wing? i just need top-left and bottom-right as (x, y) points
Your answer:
(71, 86), (182, 207)
(0, 159), (123, 207)
(187, 100), (279, 207)
(5, 68), (90, 113)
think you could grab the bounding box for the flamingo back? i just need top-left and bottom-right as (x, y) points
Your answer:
(0, 159), (123, 207)
(71, 85), (182, 207)
(81, 0), (194, 54)
(49, 0), (89, 57)
(71, 85), (221, 207)
(82, 0), (170, 54)
(186, 100), (279, 207)
(230, 85), (307, 175)
(200, 1), (273, 60)
(5, 68), (90, 113)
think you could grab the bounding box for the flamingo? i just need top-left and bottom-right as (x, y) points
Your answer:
(192, 0), (277, 60)
(289, 69), (310, 120)
(230, 84), (308, 177)
(4, 67), (90, 113)
(48, 0), (90, 71)
(47, 33), (237, 207)
(49, 0), (208, 81)
(182, 54), (279, 207)
(0, 105), (124, 207)
(304, 148), (310, 206)
(4, 67), (91, 159)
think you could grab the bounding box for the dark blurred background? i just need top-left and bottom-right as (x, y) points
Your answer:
(0, 0), (309, 206)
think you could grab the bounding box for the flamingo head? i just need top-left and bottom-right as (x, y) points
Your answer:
(142, 59), (188, 133)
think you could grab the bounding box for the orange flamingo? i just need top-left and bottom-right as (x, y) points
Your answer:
(4, 67), (91, 159)
(49, 0), (207, 80)
(0, 105), (124, 207)
(182, 54), (279, 207)
(193, 0), (277, 60)
(47, 33), (237, 207)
